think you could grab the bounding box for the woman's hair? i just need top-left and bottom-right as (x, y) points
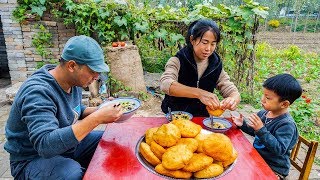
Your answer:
(186, 19), (221, 48)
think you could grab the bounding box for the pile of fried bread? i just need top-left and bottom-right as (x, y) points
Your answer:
(139, 119), (238, 179)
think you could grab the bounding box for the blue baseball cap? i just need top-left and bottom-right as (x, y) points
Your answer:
(61, 35), (110, 73)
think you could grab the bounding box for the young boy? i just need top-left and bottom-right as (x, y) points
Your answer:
(232, 73), (302, 179)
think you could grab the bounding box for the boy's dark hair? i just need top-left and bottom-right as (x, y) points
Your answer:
(186, 19), (221, 48)
(263, 73), (302, 104)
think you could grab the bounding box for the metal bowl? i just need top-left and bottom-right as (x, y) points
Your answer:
(165, 111), (193, 122)
(135, 134), (236, 179)
(202, 117), (232, 133)
(99, 97), (141, 123)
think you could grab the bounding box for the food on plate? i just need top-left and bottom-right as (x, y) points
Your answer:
(171, 119), (202, 138)
(182, 153), (214, 172)
(203, 133), (233, 162)
(193, 163), (224, 178)
(150, 141), (166, 160)
(162, 144), (193, 170)
(152, 124), (181, 147)
(194, 133), (211, 153)
(139, 142), (161, 166)
(206, 106), (225, 117)
(139, 121), (237, 179)
(222, 148), (238, 168)
(172, 112), (191, 120)
(120, 101), (136, 113)
(177, 138), (198, 152)
(145, 127), (159, 145)
(211, 121), (226, 129)
(155, 164), (192, 179)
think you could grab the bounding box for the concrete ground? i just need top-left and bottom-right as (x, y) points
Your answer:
(0, 78), (319, 179)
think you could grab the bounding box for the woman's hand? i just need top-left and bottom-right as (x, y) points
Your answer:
(198, 89), (220, 110)
(220, 97), (237, 110)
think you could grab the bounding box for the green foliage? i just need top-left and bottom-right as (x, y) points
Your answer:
(32, 24), (58, 69)
(291, 96), (319, 142)
(32, 24), (53, 58)
(267, 19), (280, 28)
(253, 43), (320, 141)
(107, 75), (132, 96)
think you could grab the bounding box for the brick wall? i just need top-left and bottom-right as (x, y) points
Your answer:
(0, 1), (76, 84)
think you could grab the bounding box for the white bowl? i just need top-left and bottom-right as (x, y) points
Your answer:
(99, 97), (141, 123)
(165, 111), (193, 122)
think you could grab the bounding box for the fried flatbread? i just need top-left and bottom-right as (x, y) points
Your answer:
(194, 133), (211, 153)
(182, 153), (213, 172)
(155, 164), (192, 179)
(171, 119), (202, 138)
(145, 127), (159, 145)
(222, 147), (238, 167)
(139, 142), (161, 166)
(193, 163), (224, 178)
(203, 133), (233, 162)
(153, 123), (181, 147)
(162, 144), (193, 170)
(150, 141), (166, 160)
(177, 138), (198, 152)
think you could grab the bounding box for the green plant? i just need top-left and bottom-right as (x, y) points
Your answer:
(107, 75), (132, 96)
(267, 19), (280, 28)
(32, 24), (53, 58)
(290, 95), (319, 142)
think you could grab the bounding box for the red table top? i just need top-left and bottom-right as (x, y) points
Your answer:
(83, 117), (277, 180)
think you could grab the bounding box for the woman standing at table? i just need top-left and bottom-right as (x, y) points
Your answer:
(160, 19), (240, 117)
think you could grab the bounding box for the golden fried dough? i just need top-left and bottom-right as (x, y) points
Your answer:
(162, 144), (193, 170)
(182, 153), (213, 172)
(171, 119), (202, 138)
(203, 133), (233, 162)
(145, 127), (158, 145)
(194, 133), (210, 153)
(177, 138), (198, 152)
(153, 124), (181, 147)
(222, 147), (238, 167)
(206, 106), (225, 116)
(150, 141), (166, 160)
(155, 164), (192, 179)
(194, 163), (224, 178)
(139, 142), (161, 166)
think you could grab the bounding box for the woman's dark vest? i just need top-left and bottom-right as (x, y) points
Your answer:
(161, 46), (222, 117)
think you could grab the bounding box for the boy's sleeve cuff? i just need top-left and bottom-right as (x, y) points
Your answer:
(255, 126), (268, 136)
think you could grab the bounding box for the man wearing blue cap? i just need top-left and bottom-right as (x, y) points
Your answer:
(5, 35), (122, 179)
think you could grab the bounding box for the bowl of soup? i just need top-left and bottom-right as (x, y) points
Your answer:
(99, 97), (141, 123)
(202, 117), (232, 133)
(165, 111), (193, 122)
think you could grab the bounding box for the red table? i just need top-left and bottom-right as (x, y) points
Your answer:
(83, 117), (278, 180)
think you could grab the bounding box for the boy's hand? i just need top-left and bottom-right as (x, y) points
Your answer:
(247, 114), (264, 131)
(231, 112), (244, 126)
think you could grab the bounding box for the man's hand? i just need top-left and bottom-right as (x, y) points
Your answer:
(94, 103), (123, 123)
